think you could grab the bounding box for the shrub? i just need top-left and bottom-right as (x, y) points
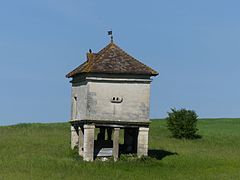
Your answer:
(166, 108), (199, 139)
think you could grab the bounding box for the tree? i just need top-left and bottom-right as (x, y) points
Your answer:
(166, 108), (199, 139)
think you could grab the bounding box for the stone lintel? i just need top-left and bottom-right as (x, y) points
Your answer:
(70, 120), (150, 128)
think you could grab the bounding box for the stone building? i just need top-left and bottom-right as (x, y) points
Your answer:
(66, 39), (158, 161)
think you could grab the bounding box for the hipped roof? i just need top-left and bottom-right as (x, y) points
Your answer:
(66, 42), (158, 78)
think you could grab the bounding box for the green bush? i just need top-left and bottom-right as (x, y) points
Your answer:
(166, 108), (199, 139)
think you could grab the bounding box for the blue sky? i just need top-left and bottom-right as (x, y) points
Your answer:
(1, 0), (240, 125)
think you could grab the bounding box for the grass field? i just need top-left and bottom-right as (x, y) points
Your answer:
(0, 119), (240, 180)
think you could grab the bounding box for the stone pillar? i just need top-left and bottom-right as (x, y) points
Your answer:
(137, 127), (149, 157)
(83, 124), (95, 161)
(78, 126), (84, 156)
(113, 128), (120, 161)
(71, 125), (79, 149)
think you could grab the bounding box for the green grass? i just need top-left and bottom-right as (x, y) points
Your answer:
(0, 119), (240, 180)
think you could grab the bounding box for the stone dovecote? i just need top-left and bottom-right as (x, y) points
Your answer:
(66, 41), (158, 161)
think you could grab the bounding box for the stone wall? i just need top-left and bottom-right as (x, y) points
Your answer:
(87, 80), (150, 122)
(70, 75), (151, 123)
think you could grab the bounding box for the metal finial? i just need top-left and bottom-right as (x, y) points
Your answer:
(111, 35), (113, 43)
(108, 30), (113, 43)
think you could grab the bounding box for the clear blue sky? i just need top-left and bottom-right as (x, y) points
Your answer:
(1, 0), (240, 126)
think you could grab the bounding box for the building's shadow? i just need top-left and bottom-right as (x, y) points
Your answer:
(148, 149), (178, 160)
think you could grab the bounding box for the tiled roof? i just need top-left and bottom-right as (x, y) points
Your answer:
(66, 42), (159, 78)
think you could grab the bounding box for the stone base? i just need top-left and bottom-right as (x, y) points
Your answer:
(70, 121), (149, 161)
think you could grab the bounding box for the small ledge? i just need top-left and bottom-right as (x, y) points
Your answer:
(86, 77), (152, 83)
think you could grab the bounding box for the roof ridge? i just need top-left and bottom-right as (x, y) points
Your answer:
(96, 43), (113, 58)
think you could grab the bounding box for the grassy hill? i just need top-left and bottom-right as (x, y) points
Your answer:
(0, 119), (240, 180)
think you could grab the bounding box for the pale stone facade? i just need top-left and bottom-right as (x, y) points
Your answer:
(71, 74), (151, 122)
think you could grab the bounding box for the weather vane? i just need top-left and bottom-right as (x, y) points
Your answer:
(108, 30), (113, 43)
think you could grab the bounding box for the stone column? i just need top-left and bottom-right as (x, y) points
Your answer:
(71, 125), (79, 149)
(113, 128), (120, 161)
(137, 127), (149, 157)
(83, 124), (95, 161)
(78, 126), (84, 157)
